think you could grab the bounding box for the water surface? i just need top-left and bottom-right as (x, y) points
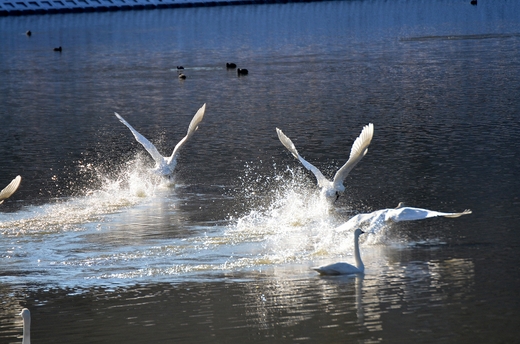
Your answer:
(1, 0), (520, 342)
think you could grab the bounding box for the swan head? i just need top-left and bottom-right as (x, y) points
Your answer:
(321, 182), (344, 201)
(354, 228), (365, 237)
(20, 308), (30, 319)
(396, 202), (406, 209)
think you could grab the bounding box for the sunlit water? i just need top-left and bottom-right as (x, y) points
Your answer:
(1, 0), (520, 343)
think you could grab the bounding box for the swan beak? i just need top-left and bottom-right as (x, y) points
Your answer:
(334, 192), (340, 203)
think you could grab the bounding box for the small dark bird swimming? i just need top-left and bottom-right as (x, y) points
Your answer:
(53, 46), (62, 52)
(237, 68), (248, 75)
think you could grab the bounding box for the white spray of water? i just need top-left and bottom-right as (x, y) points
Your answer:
(0, 155), (164, 236)
(222, 164), (373, 268)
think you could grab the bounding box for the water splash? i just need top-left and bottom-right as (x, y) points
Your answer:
(224, 163), (358, 267)
(222, 162), (420, 270)
(0, 155), (162, 236)
(1, 158), (418, 287)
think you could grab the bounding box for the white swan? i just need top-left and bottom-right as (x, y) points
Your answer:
(313, 228), (365, 275)
(276, 123), (374, 201)
(0, 175), (21, 204)
(337, 202), (472, 234)
(115, 104), (206, 178)
(20, 308), (30, 344)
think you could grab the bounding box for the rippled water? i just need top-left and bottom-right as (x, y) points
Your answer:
(1, 0), (520, 342)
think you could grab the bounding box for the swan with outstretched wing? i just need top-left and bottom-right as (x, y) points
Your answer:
(276, 123), (374, 201)
(115, 103), (206, 177)
(336, 202), (472, 234)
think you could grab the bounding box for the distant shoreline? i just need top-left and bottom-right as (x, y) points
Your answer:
(0, 0), (320, 16)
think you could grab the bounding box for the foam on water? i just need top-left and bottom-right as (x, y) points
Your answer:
(222, 164), (371, 267)
(0, 156), (161, 236)
(0, 158), (411, 287)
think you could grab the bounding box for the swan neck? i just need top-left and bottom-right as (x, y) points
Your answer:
(22, 317), (31, 344)
(354, 233), (364, 272)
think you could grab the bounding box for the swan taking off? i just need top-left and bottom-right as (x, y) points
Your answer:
(276, 123), (374, 201)
(337, 202), (472, 234)
(313, 228), (365, 275)
(115, 104), (206, 178)
(20, 308), (31, 344)
(0, 175), (21, 204)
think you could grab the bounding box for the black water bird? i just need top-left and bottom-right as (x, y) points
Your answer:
(53, 46), (62, 52)
(226, 62), (237, 69)
(470, 0), (477, 4)
(177, 66), (184, 70)
(237, 68), (248, 75)
(178, 73), (186, 80)
(26, 30), (32, 36)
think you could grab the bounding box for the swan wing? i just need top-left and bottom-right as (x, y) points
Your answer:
(313, 262), (360, 275)
(276, 128), (329, 187)
(332, 123), (374, 190)
(385, 207), (472, 222)
(335, 212), (375, 231)
(335, 209), (387, 234)
(168, 103), (207, 164)
(0, 175), (21, 203)
(115, 112), (164, 165)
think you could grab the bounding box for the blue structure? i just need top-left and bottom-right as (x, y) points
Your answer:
(0, 0), (305, 15)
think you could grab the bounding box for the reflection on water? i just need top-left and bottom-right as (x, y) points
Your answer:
(0, 255), (476, 343)
(1, 0), (520, 342)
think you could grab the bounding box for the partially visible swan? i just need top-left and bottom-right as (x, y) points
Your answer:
(115, 104), (206, 178)
(313, 228), (365, 275)
(276, 123), (374, 201)
(0, 175), (21, 204)
(337, 202), (472, 234)
(20, 308), (31, 344)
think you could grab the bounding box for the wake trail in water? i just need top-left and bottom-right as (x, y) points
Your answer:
(224, 164), (391, 266)
(0, 155), (165, 236)
(0, 159), (414, 287)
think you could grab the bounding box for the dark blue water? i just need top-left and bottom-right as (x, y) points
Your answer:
(1, 0), (520, 343)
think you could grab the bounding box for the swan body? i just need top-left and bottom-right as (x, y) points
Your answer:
(20, 308), (31, 344)
(337, 202), (472, 234)
(0, 175), (21, 204)
(276, 123), (374, 201)
(115, 104), (206, 178)
(313, 228), (365, 275)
